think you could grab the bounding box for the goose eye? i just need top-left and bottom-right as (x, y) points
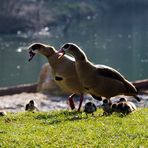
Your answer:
(31, 46), (38, 53)
(32, 49), (38, 53)
(64, 44), (70, 49)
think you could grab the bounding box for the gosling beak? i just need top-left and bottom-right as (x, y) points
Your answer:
(57, 48), (65, 59)
(28, 49), (36, 61)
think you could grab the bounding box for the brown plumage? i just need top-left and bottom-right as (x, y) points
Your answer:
(58, 43), (140, 102)
(115, 97), (137, 114)
(28, 43), (85, 111)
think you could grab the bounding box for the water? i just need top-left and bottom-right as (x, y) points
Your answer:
(0, 35), (41, 87)
(0, 27), (148, 87)
(0, 1), (148, 88)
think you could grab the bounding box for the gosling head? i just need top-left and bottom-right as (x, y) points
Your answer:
(118, 97), (127, 103)
(25, 100), (36, 111)
(29, 100), (35, 106)
(102, 99), (112, 107)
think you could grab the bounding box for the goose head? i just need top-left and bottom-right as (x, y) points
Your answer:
(58, 43), (87, 61)
(28, 43), (56, 61)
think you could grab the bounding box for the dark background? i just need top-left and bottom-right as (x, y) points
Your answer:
(0, 0), (147, 87)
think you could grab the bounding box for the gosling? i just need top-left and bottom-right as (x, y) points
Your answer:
(84, 102), (97, 116)
(114, 97), (137, 114)
(25, 100), (39, 112)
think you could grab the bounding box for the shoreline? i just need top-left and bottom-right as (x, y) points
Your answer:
(0, 79), (148, 97)
(0, 92), (147, 113)
(0, 79), (147, 113)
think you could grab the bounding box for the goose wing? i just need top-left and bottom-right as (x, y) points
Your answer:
(96, 64), (126, 82)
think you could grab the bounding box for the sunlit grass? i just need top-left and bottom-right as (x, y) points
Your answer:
(0, 108), (147, 147)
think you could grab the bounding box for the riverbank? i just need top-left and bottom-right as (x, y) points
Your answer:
(0, 79), (148, 113)
(0, 92), (147, 113)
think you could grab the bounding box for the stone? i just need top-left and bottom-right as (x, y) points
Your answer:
(37, 63), (67, 96)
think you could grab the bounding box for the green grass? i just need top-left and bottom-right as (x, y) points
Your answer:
(0, 108), (148, 148)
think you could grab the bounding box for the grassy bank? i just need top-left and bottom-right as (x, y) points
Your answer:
(0, 108), (148, 147)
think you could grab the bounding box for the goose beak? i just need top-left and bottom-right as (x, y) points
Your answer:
(57, 48), (65, 59)
(28, 49), (36, 61)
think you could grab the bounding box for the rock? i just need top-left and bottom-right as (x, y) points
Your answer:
(0, 63), (67, 96)
(37, 63), (67, 96)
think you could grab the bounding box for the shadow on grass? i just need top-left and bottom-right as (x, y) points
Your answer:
(34, 109), (130, 125)
(35, 110), (102, 125)
(35, 110), (82, 124)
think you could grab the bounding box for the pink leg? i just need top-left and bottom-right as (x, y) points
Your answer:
(77, 94), (84, 111)
(68, 94), (76, 110)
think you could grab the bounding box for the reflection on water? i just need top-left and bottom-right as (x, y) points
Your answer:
(0, 31), (148, 87)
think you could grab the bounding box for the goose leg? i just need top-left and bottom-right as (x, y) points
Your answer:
(77, 94), (84, 111)
(68, 93), (76, 110)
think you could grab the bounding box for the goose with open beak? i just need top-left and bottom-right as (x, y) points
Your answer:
(28, 43), (86, 111)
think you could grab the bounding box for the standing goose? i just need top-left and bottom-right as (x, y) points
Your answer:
(58, 43), (140, 102)
(28, 43), (85, 111)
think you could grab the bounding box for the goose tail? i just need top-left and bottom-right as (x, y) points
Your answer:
(124, 80), (141, 102)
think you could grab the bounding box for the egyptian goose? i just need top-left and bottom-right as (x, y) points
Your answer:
(28, 43), (85, 111)
(58, 43), (140, 102)
(84, 101), (97, 116)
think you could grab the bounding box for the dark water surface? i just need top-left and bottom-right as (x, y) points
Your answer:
(0, 29), (148, 87)
(0, 1), (148, 87)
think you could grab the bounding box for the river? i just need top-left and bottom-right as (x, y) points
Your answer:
(0, 28), (148, 87)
